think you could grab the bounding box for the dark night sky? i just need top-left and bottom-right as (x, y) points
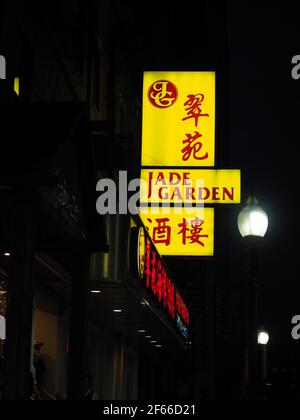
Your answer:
(228, 0), (300, 364)
(128, 0), (300, 364)
(135, 0), (300, 364)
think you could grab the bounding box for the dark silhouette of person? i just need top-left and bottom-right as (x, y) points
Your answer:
(33, 341), (46, 390)
(83, 374), (98, 400)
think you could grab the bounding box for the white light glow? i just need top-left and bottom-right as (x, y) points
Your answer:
(238, 204), (268, 238)
(258, 331), (269, 345)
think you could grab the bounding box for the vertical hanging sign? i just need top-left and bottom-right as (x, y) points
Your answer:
(142, 71), (215, 167)
(140, 71), (241, 256)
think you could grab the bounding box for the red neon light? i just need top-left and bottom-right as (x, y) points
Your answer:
(176, 292), (190, 326)
(141, 238), (189, 324)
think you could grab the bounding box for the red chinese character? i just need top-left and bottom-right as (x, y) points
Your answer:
(151, 250), (157, 295)
(176, 292), (181, 316)
(156, 260), (162, 302)
(182, 94), (209, 127)
(144, 239), (152, 289)
(176, 292), (189, 326)
(166, 277), (175, 319)
(161, 267), (167, 308)
(178, 217), (208, 247)
(147, 218), (171, 246)
(181, 131), (208, 161)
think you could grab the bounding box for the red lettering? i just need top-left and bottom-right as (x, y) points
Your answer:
(169, 172), (181, 185)
(223, 187), (234, 201)
(178, 218), (208, 247)
(182, 93), (209, 127)
(151, 251), (156, 295)
(176, 292), (190, 326)
(198, 187), (210, 200)
(181, 131), (208, 162)
(141, 235), (189, 328)
(156, 260), (162, 302)
(161, 268), (167, 308)
(212, 187), (220, 201)
(183, 172), (191, 186)
(158, 187), (169, 200)
(148, 172), (153, 199)
(171, 187), (183, 201)
(150, 218), (171, 246)
(144, 239), (152, 289)
(185, 187), (196, 200)
(155, 172), (166, 185)
(166, 278), (175, 319)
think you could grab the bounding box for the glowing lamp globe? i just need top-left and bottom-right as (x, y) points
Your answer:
(258, 330), (269, 345)
(238, 197), (268, 238)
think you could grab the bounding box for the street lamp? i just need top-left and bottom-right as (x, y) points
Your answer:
(238, 197), (268, 238)
(258, 328), (269, 399)
(258, 330), (269, 346)
(237, 197), (269, 400)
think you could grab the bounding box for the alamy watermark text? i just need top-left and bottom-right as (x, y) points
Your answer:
(291, 55), (300, 80)
(0, 55), (6, 79)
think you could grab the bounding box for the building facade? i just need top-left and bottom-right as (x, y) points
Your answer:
(0, 0), (192, 401)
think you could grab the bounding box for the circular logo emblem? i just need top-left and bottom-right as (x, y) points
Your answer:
(148, 80), (178, 108)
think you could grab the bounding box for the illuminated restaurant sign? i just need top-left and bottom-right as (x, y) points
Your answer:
(140, 169), (241, 204)
(129, 227), (189, 340)
(139, 207), (214, 257)
(142, 71), (215, 167)
(140, 71), (241, 256)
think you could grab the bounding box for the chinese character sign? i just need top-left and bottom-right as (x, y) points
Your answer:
(139, 207), (214, 256)
(142, 71), (215, 167)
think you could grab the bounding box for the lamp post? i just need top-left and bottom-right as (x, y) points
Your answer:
(258, 328), (269, 399)
(237, 196), (269, 400)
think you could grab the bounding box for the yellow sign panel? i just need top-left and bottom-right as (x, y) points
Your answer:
(139, 207), (214, 256)
(140, 169), (241, 204)
(142, 71), (215, 167)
